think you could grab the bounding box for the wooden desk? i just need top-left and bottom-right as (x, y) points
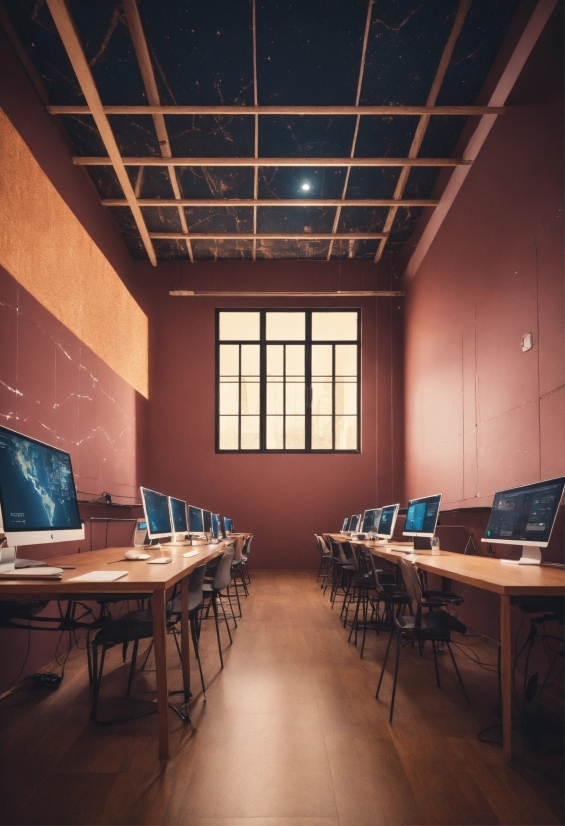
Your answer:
(0, 540), (228, 758)
(327, 535), (565, 762)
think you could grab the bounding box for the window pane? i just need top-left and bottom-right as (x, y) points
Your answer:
(286, 382), (305, 414)
(219, 344), (239, 376)
(266, 312), (305, 341)
(219, 416), (239, 449)
(285, 345), (305, 376)
(219, 311), (260, 340)
(241, 380), (260, 415)
(312, 382), (332, 415)
(266, 416), (284, 449)
(219, 382), (239, 415)
(241, 416), (260, 449)
(335, 416), (357, 450)
(267, 345), (284, 376)
(267, 380), (284, 414)
(286, 416), (305, 449)
(312, 416), (332, 449)
(335, 381), (357, 414)
(241, 344), (260, 376)
(312, 344), (332, 376)
(312, 311), (357, 341)
(335, 344), (357, 376)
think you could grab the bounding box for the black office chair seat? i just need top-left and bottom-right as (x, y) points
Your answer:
(352, 569), (395, 587)
(397, 610), (466, 640)
(423, 590), (463, 607)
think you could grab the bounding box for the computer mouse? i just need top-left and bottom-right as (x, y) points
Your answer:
(136, 553), (151, 560)
(124, 549), (148, 560)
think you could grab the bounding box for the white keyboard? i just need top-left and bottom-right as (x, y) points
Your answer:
(70, 570), (128, 582)
(183, 550), (199, 558)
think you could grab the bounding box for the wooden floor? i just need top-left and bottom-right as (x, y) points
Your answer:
(0, 570), (563, 826)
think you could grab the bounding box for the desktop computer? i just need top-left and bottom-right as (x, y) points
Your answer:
(402, 493), (442, 552)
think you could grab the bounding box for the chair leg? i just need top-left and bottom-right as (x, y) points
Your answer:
(212, 596), (224, 669)
(231, 578), (242, 620)
(126, 638), (139, 697)
(91, 643), (107, 723)
(376, 626), (395, 699)
(219, 593), (234, 641)
(432, 640), (441, 688)
(447, 642), (469, 703)
(389, 629), (402, 723)
(190, 613), (206, 696)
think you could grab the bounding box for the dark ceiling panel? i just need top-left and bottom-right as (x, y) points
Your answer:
(260, 116), (355, 158)
(257, 207), (335, 234)
(152, 239), (189, 260)
(256, 240), (330, 260)
(140, 206), (182, 233)
(60, 114), (107, 156)
(330, 239), (380, 260)
(138, 167), (175, 199)
(192, 240), (254, 261)
(257, 0), (369, 105)
(337, 207), (388, 234)
(86, 166), (125, 199)
(389, 206), (425, 242)
(345, 168), (401, 200)
(176, 167), (255, 199)
(258, 167), (346, 199)
(184, 207), (254, 234)
(166, 115), (254, 159)
(107, 114), (159, 156)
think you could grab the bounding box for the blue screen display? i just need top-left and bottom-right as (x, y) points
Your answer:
(169, 497), (187, 533)
(212, 513), (219, 538)
(189, 506), (204, 532)
(377, 505), (398, 537)
(405, 495), (441, 534)
(203, 510), (212, 532)
(225, 517), (233, 533)
(362, 510), (376, 532)
(484, 478), (565, 544)
(141, 488), (172, 536)
(0, 425), (81, 532)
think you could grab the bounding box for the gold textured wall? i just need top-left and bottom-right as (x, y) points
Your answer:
(0, 109), (148, 398)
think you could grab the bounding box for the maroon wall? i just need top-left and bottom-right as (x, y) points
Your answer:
(131, 260), (404, 570)
(403, 9), (564, 515)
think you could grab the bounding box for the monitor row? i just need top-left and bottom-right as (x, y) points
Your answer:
(343, 478), (565, 565)
(141, 487), (233, 545)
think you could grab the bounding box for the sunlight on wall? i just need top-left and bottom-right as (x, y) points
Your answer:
(0, 109), (148, 398)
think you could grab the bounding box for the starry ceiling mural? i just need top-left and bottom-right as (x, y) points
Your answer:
(3, 0), (522, 263)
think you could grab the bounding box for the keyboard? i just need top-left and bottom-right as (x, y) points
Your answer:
(183, 550), (199, 558)
(70, 570), (128, 582)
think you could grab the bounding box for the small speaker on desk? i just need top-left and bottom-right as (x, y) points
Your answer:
(414, 536), (432, 551)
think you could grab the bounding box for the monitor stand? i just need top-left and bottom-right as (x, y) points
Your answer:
(168, 535), (190, 547)
(501, 546), (542, 565)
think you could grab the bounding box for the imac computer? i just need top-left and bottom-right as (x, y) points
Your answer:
(375, 504), (400, 543)
(225, 517), (233, 534)
(202, 509), (212, 536)
(341, 517), (349, 533)
(168, 497), (189, 546)
(361, 509), (377, 534)
(482, 477), (565, 564)
(140, 487), (173, 549)
(188, 505), (204, 535)
(349, 514), (361, 534)
(403, 494), (442, 549)
(211, 513), (220, 540)
(0, 424), (84, 568)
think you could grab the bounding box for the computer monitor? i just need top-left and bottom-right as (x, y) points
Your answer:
(342, 517), (349, 531)
(168, 496), (189, 545)
(211, 513), (219, 539)
(0, 424), (84, 559)
(225, 517), (233, 534)
(349, 514), (361, 533)
(202, 509), (212, 534)
(219, 515), (227, 539)
(140, 487), (172, 545)
(361, 510), (376, 533)
(403, 494), (442, 538)
(188, 505), (204, 533)
(481, 477), (565, 564)
(376, 504), (400, 539)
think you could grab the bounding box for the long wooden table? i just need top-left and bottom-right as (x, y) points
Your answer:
(327, 535), (565, 762)
(0, 540), (230, 758)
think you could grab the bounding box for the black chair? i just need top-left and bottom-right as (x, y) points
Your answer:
(376, 556), (468, 722)
(202, 550), (235, 668)
(314, 534), (331, 587)
(168, 563), (208, 696)
(240, 535), (253, 585)
(344, 545), (396, 647)
(354, 550), (412, 658)
(327, 537), (356, 609)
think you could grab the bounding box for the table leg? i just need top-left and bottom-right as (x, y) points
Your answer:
(500, 594), (512, 762)
(152, 589), (169, 759)
(180, 575), (191, 701)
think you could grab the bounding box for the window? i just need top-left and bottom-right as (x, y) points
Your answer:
(217, 310), (360, 452)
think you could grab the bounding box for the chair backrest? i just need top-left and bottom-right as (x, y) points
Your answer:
(328, 536), (342, 560)
(314, 535), (328, 557)
(396, 557), (423, 615)
(187, 563), (207, 612)
(242, 535), (252, 558)
(338, 540), (356, 566)
(213, 550), (234, 590)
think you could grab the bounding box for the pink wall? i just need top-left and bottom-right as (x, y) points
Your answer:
(131, 260), (404, 570)
(403, 12), (564, 515)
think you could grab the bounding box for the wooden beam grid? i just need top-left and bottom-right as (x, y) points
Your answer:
(74, 156), (472, 167)
(101, 198), (440, 207)
(49, 104), (506, 116)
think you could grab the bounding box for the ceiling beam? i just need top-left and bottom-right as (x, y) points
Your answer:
(75, 156), (471, 168)
(44, 0), (157, 266)
(327, 0), (373, 261)
(101, 198), (439, 207)
(149, 232), (387, 240)
(403, 0), (559, 285)
(49, 104), (505, 116)
(170, 290), (406, 297)
(374, 0), (472, 263)
(123, 0), (193, 262)
(252, 0), (259, 261)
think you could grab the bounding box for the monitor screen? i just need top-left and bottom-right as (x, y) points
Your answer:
(403, 494), (442, 537)
(202, 509), (212, 532)
(225, 517), (233, 533)
(219, 515), (227, 539)
(141, 487), (172, 539)
(349, 514), (361, 532)
(211, 513), (219, 538)
(362, 510), (376, 533)
(169, 497), (187, 534)
(377, 504), (399, 538)
(188, 505), (204, 533)
(342, 517), (349, 531)
(0, 424), (83, 546)
(483, 477), (565, 547)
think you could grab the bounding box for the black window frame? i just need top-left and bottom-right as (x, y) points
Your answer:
(215, 308), (361, 454)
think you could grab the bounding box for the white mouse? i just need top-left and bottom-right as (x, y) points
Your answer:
(124, 549), (150, 560)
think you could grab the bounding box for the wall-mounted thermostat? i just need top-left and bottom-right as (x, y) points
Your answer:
(521, 332), (533, 352)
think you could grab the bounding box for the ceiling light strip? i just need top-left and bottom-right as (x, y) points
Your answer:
(374, 0), (472, 263)
(45, 0), (157, 266)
